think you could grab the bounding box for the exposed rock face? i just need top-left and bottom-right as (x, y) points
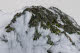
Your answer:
(1, 6), (80, 53)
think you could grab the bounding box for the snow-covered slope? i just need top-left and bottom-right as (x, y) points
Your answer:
(0, 6), (80, 53)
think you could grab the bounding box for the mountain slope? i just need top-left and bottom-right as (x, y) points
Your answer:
(1, 6), (80, 53)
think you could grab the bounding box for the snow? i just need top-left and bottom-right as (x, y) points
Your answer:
(0, 5), (80, 53)
(50, 34), (80, 53)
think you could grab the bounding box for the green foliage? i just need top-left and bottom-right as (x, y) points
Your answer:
(47, 35), (54, 45)
(56, 23), (60, 27)
(33, 29), (42, 40)
(11, 13), (22, 23)
(77, 31), (80, 35)
(46, 22), (51, 28)
(50, 25), (61, 34)
(63, 25), (77, 34)
(72, 42), (75, 45)
(5, 24), (15, 32)
(41, 22), (48, 29)
(2, 39), (8, 43)
(15, 13), (21, 17)
(47, 50), (52, 53)
(60, 14), (80, 34)
(5, 6), (80, 35)
(5, 24), (10, 29)
(6, 27), (15, 32)
(23, 6), (62, 34)
(55, 29), (61, 34)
